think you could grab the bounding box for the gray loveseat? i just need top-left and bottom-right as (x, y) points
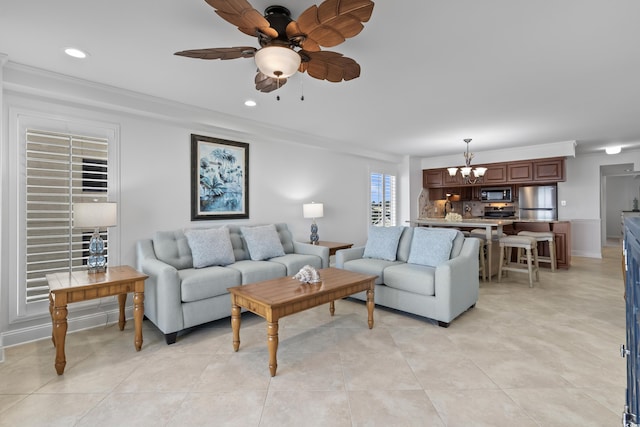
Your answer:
(136, 223), (329, 344)
(336, 226), (480, 327)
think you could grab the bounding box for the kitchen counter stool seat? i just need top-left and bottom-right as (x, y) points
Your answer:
(498, 235), (540, 288)
(517, 231), (556, 272)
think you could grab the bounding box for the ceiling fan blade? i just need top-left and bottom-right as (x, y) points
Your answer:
(291, 0), (374, 48)
(254, 71), (287, 93)
(174, 47), (257, 60)
(300, 50), (361, 82)
(205, 0), (278, 39)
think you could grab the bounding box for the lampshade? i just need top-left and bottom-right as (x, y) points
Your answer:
(73, 202), (117, 228)
(303, 202), (324, 219)
(254, 46), (301, 78)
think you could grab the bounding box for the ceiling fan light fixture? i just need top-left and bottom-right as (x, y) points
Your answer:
(254, 46), (301, 79)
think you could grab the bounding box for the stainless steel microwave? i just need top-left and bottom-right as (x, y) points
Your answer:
(480, 187), (512, 202)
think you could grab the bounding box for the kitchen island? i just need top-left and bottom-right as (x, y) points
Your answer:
(411, 218), (513, 281)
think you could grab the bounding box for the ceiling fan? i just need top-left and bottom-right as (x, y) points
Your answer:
(174, 0), (375, 93)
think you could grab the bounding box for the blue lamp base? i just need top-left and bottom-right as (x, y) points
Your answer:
(87, 228), (107, 273)
(310, 221), (319, 245)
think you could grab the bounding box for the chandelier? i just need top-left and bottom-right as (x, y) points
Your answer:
(447, 139), (487, 184)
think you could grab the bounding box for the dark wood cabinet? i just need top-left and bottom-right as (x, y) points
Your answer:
(550, 222), (571, 269)
(424, 169), (443, 187)
(534, 157), (565, 182)
(507, 161), (533, 182)
(444, 170), (461, 185)
(428, 187), (445, 200)
(483, 164), (508, 184)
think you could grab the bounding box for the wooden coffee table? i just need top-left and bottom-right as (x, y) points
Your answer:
(227, 267), (376, 376)
(46, 265), (147, 375)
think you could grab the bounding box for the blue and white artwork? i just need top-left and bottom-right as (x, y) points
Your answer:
(191, 135), (249, 220)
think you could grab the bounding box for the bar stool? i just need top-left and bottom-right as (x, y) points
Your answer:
(470, 229), (504, 281)
(498, 235), (540, 287)
(517, 231), (556, 272)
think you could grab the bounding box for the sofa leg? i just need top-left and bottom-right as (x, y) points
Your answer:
(164, 332), (178, 345)
(437, 321), (450, 328)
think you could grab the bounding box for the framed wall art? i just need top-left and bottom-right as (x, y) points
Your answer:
(191, 134), (249, 220)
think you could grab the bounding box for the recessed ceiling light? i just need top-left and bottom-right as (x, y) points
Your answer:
(605, 146), (622, 155)
(64, 47), (88, 59)
(244, 100), (257, 107)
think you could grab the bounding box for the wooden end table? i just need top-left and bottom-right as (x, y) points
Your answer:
(228, 267), (375, 376)
(313, 241), (353, 256)
(46, 265), (147, 375)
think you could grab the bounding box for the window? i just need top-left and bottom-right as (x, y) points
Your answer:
(370, 172), (396, 226)
(24, 129), (110, 304)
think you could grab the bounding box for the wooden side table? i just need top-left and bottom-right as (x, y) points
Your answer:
(313, 241), (353, 256)
(46, 265), (147, 375)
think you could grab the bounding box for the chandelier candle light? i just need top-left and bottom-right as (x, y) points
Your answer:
(303, 202), (324, 245)
(73, 202), (117, 273)
(447, 139), (487, 184)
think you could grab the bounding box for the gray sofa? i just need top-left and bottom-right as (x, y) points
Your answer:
(335, 226), (480, 327)
(136, 223), (329, 344)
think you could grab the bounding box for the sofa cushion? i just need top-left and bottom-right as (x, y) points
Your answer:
(184, 227), (235, 268)
(153, 230), (193, 270)
(384, 263), (436, 296)
(363, 226), (405, 261)
(227, 260), (287, 284)
(396, 227), (415, 262)
(342, 258), (402, 285)
(241, 224), (286, 261)
(407, 227), (458, 267)
(179, 266), (241, 302)
(269, 253), (322, 275)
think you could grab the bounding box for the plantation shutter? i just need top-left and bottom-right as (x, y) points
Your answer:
(25, 129), (109, 303)
(370, 172), (396, 226)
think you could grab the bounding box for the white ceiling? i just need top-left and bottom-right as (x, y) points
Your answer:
(2, 0), (640, 158)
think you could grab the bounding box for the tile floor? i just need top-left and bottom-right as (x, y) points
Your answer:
(0, 247), (627, 426)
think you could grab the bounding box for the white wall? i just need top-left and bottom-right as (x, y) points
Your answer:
(0, 65), (403, 347)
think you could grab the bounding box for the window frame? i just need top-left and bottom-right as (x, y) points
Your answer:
(370, 171), (397, 227)
(8, 108), (120, 323)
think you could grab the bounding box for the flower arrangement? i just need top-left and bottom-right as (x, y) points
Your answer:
(445, 212), (463, 222)
(293, 265), (321, 284)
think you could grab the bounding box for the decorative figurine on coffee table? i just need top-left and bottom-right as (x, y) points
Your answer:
(294, 265), (321, 284)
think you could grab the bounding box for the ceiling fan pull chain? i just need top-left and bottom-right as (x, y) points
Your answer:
(300, 81), (304, 101)
(275, 71), (282, 101)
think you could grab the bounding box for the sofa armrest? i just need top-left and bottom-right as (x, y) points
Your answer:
(136, 239), (184, 335)
(335, 246), (366, 268)
(293, 241), (330, 268)
(433, 237), (480, 321)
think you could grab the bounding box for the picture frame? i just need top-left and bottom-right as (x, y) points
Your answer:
(191, 134), (249, 220)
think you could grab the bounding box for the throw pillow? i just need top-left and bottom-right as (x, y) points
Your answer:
(363, 226), (405, 261)
(184, 227), (235, 268)
(241, 224), (285, 261)
(407, 227), (458, 267)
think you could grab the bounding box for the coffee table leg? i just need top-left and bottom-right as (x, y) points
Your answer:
(133, 290), (144, 351)
(49, 293), (56, 346)
(267, 321), (279, 377)
(52, 303), (68, 375)
(231, 303), (241, 352)
(118, 294), (127, 331)
(329, 300), (335, 316)
(367, 288), (374, 329)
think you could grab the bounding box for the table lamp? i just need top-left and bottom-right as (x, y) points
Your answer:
(73, 202), (117, 273)
(303, 202), (324, 245)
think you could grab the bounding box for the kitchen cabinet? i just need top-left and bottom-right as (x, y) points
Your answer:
(444, 170), (461, 185)
(533, 157), (565, 182)
(507, 161), (533, 182)
(428, 187), (445, 200)
(482, 164), (508, 184)
(424, 169), (443, 187)
(512, 221), (571, 269)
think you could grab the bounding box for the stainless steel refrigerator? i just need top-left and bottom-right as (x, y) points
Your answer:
(518, 185), (558, 220)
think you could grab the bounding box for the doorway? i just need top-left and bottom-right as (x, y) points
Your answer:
(601, 163), (638, 247)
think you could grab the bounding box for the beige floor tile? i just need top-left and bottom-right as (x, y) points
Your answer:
(191, 353), (271, 392)
(404, 351), (498, 391)
(0, 393), (106, 427)
(427, 389), (539, 427)
(348, 389), (444, 426)
(341, 351), (421, 391)
(504, 387), (620, 426)
(260, 390), (351, 427)
(166, 390), (266, 426)
(268, 352), (344, 390)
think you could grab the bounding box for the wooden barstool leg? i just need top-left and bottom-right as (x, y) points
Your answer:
(549, 239), (556, 272)
(526, 247), (533, 288)
(498, 244), (504, 282)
